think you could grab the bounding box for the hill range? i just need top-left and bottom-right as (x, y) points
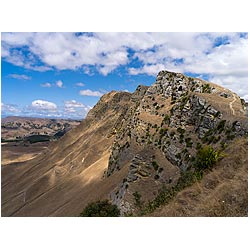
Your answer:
(1, 70), (248, 216)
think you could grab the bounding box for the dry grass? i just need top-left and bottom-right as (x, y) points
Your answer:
(1, 142), (49, 165)
(1, 95), (131, 217)
(151, 137), (248, 217)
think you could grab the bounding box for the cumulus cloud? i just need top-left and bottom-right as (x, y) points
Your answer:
(31, 100), (57, 111)
(64, 100), (84, 108)
(56, 80), (63, 88)
(79, 89), (104, 97)
(40, 82), (52, 88)
(75, 82), (85, 87)
(129, 64), (166, 76)
(1, 102), (20, 114)
(1, 100), (91, 119)
(63, 100), (91, 117)
(8, 74), (31, 80)
(1, 32), (248, 99)
(1, 32), (160, 74)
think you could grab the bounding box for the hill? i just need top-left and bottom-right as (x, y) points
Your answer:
(1, 116), (81, 141)
(1, 70), (248, 216)
(1, 117), (81, 166)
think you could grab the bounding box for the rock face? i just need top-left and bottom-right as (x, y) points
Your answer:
(1, 70), (248, 217)
(105, 70), (247, 214)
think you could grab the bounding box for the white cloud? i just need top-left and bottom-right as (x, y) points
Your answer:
(208, 75), (248, 101)
(56, 80), (63, 88)
(31, 100), (57, 111)
(1, 32), (155, 74)
(1, 32), (34, 46)
(79, 89), (104, 97)
(1, 32), (248, 99)
(1, 100), (91, 119)
(40, 82), (52, 88)
(63, 100), (91, 117)
(1, 102), (20, 114)
(8, 74), (31, 80)
(75, 82), (85, 87)
(64, 100), (85, 108)
(129, 64), (166, 76)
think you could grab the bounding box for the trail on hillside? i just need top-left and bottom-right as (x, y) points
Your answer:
(229, 93), (237, 115)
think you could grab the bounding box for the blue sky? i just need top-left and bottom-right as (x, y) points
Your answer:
(1, 32), (248, 119)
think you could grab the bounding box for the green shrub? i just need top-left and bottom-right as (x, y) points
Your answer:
(194, 146), (220, 171)
(177, 127), (185, 134)
(152, 161), (159, 171)
(158, 167), (164, 173)
(170, 131), (175, 137)
(185, 137), (193, 147)
(196, 142), (202, 150)
(163, 115), (170, 124)
(80, 200), (120, 217)
(133, 191), (142, 207)
(154, 174), (160, 180)
(179, 134), (184, 143)
(159, 128), (168, 135)
(174, 171), (197, 191)
(201, 83), (212, 93)
(217, 120), (226, 133)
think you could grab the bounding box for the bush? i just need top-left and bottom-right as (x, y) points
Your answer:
(185, 137), (193, 147)
(133, 191), (142, 207)
(194, 146), (220, 171)
(152, 161), (159, 171)
(154, 174), (160, 180)
(201, 83), (212, 93)
(217, 120), (226, 133)
(80, 200), (120, 217)
(163, 115), (170, 124)
(177, 127), (185, 134)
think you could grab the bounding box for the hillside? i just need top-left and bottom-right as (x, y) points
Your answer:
(150, 138), (248, 216)
(1, 116), (81, 141)
(1, 117), (81, 166)
(1, 70), (248, 217)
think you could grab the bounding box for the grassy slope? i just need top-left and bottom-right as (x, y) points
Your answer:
(150, 138), (248, 216)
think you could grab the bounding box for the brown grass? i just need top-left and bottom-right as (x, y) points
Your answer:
(150, 137), (248, 217)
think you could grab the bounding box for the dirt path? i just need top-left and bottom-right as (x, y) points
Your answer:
(229, 93), (237, 115)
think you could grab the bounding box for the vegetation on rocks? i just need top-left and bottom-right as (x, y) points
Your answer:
(194, 146), (221, 171)
(80, 200), (120, 217)
(135, 145), (222, 216)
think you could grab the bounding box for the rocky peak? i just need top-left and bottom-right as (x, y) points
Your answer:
(2, 69), (247, 217)
(104, 70), (247, 214)
(132, 85), (149, 101)
(147, 70), (217, 99)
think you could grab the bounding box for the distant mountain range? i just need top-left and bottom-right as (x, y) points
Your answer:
(1, 70), (248, 217)
(1, 116), (81, 143)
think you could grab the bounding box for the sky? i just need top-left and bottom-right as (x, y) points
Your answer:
(1, 32), (248, 119)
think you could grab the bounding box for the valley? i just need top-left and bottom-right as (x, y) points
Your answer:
(1, 117), (81, 166)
